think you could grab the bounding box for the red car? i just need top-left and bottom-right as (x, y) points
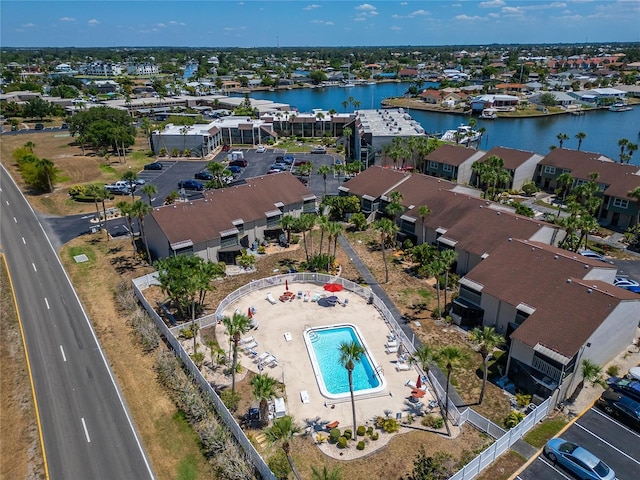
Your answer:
(222, 144), (230, 152)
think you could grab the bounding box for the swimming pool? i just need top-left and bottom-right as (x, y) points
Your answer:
(304, 324), (386, 399)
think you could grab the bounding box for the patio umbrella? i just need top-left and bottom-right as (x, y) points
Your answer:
(416, 375), (422, 390)
(285, 279), (289, 291)
(411, 389), (426, 399)
(248, 307), (253, 319)
(323, 282), (343, 292)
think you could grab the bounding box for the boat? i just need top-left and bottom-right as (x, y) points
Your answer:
(609, 102), (632, 112)
(440, 124), (481, 144)
(366, 81), (376, 86)
(480, 108), (498, 119)
(340, 82), (355, 88)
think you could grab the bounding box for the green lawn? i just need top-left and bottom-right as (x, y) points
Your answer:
(523, 417), (568, 448)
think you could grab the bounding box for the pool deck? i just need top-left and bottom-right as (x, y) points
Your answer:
(214, 282), (439, 437)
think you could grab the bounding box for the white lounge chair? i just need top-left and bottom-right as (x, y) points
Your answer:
(266, 292), (277, 305)
(405, 379), (427, 391)
(259, 354), (276, 367)
(386, 345), (399, 354)
(254, 352), (270, 364)
(386, 340), (398, 348)
(342, 298), (349, 307)
(242, 341), (258, 351)
(300, 390), (310, 404)
(246, 348), (258, 357)
(395, 362), (412, 371)
(239, 336), (254, 345)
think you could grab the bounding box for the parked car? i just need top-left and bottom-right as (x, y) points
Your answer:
(178, 179), (204, 191)
(578, 249), (608, 262)
(227, 165), (242, 174)
(222, 144), (231, 152)
(283, 155), (295, 164)
(270, 163), (288, 171)
(229, 159), (247, 168)
(256, 145), (267, 153)
(34, 123), (44, 130)
(104, 185), (131, 195)
(134, 178), (146, 185)
(597, 389), (640, 430)
(194, 171), (213, 180)
(311, 146), (326, 154)
(606, 377), (640, 403)
(144, 161), (163, 170)
(613, 276), (640, 293)
(60, 122), (68, 129)
(294, 159), (310, 166)
(543, 438), (616, 480)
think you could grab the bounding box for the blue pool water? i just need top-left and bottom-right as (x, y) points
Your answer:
(307, 325), (380, 396)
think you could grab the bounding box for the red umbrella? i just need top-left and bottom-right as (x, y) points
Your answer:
(323, 282), (343, 292)
(248, 307), (253, 319)
(411, 389), (426, 399)
(416, 375), (422, 390)
(285, 279), (289, 291)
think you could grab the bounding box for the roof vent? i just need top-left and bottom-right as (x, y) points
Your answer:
(587, 288), (593, 293)
(584, 264), (589, 269)
(554, 255), (558, 259)
(497, 211), (501, 215)
(567, 278), (572, 283)
(508, 237), (512, 242)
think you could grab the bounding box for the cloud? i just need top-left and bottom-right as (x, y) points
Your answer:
(304, 4), (321, 10)
(88, 19), (100, 25)
(454, 14), (482, 21)
(22, 22), (36, 28)
(401, 2), (407, 5)
(479, 0), (505, 7)
(410, 9), (430, 16)
(311, 19), (334, 25)
(157, 23), (166, 28)
(390, 25), (402, 31)
(353, 17), (366, 22)
(355, 4), (377, 12)
(59, 17), (75, 22)
(169, 21), (187, 26)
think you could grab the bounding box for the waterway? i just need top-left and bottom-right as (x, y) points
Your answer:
(248, 82), (640, 165)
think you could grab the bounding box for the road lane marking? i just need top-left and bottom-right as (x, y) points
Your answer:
(32, 263), (37, 272)
(22, 237), (26, 244)
(81, 418), (91, 443)
(575, 422), (640, 464)
(5, 200), (9, 205)
(14, 217), (17, 223)
(44, 298), (49, 309)
(59, 345), (67, 362)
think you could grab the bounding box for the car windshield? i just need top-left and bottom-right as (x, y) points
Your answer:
(593, 461), (609, 477)
(559, 442), (578, 453)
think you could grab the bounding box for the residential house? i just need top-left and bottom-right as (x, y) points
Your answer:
(472, 147), (544, 191)
(470, 94), (519, 113)
(419, 89), (444, 105)
(452, 238), (639, 404)
(423, 144), (485, 183)
(145, 173), (317, 264)
(535, 149), (640, 229)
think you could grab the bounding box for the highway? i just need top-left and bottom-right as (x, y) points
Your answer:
(0, 165), (154, 479)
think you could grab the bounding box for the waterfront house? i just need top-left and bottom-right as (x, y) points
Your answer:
(452, 238), (639, 405)
(470, 94), (519, 113)
(145, 173), (316, 263)
(423, 144), (485, 183)
(472, 146), (544, 191)
(535, 149), (640, 229)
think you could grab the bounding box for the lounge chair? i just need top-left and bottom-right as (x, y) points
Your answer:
(242, 341), (258, 351)
(303, 291), (310, 302)
(300, 390), (310, 404)
(266, 292), (277, 305)
(386, 345), (399, 354)
(395, 362), (412, 372)
(259, 354), (276, 367)
(297, 291), (303, 300)
(246, 348), (258, 357)
(312, 292), (321, 302)
(326, 421), (339, 430)
(239, 336), (255, 345)
(342, 298), (349, 307)
(405, 380), (427, 391)
(386, 340), (398, 348)
(284, 332), (293, 342)
(254, 352), (270, 364)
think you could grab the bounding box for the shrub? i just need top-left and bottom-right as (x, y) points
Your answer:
(357, 425), (366, 437)
(68, 184), (87, 197)
(371, 432), (379, 441)
(380, 418), (400, 433)
(337, 436), (347, 449)
(343, 429), (352, 440)
(357, 441), (365, 450)
(606, 365), (620, 377)
(257, 245), (266, 254)
(366, 426), (374, 436)
(422, 415), (444, 429)
(220, 390), (241, 413)
(505, 410), (525, 428)
(329, 428), (341, 444)
(516, 393), (532, 409)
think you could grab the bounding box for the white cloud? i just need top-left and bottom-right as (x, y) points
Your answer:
(59, 17), (75, 22)
(88, 19), (100, 25)
(480, 0), (505, 7)
(501, 6), (524, 17)
(454, 14), (482, 21)
(410, 9), (429, 16)
(401, 2), (407, 5)
(353, 17), (366, 22)
(311, 19), (334, 25)
(390, 25), (402, 30)
(22, 22), (36, 28)
(157, 23), (166, 28)
(169, 21), (187, 26)
(355, 4), (377, 12)
(304, 4), (321, 10)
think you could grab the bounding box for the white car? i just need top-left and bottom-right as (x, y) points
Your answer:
(256, 145), (266, 153)
(614, 276), (640, 288)
(578, 249), (607, 262)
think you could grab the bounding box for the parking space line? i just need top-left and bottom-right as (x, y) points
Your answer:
(590, 406), (640, 437)
(539, 457), (573, 479)
(575, 422), (640, 464)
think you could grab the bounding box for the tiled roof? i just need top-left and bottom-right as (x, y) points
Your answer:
(149, 172), (313, 245)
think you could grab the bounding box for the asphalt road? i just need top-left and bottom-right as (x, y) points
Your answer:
(517, 407), (640, 480)
(0, 165), (154, 479)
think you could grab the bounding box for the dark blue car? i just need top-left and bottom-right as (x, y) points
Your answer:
(178, 179), (204, 191)
(227, 165), (242, 174)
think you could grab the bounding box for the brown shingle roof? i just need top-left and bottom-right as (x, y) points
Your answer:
(150, 173), (314, 245)
(425, 144), (486, 167)
(476, 146), (540, 171)
(341, 166), (410, 199)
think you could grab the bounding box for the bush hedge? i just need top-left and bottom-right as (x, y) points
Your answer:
(337, 436), (347, 449)
(357, 425), (366, 437)
(357, 441), (365, 450)
(329, 428), (341, 444)
(343, 429), (352, 440)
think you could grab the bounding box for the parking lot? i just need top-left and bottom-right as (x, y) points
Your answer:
(135, 146), (343, 207)
(516, 407), (640, 480)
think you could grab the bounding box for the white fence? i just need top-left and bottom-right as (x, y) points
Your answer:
(448, 397), (550, 480)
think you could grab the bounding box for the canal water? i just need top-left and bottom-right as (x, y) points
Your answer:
(247, 82), (640, 165)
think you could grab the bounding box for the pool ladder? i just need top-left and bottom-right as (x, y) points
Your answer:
(308, 331), (319, 343)
(374, 365), (384, 376)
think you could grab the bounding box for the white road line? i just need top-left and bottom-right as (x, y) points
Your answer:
(44, 298), (50, 309)
(81, 418), (91, 443)
(5, 200), (9, 205)
(539, 457), (572, 479)
(575, 422), (640, 465)
(22, 237), (26, 244)
(591, 406), (640, 437)
(14, 217), (17, 223)
(32, 263), (37, 272)
(60, 345), (67, 362)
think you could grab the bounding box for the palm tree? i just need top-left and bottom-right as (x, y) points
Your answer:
(629, 186), (640, 245)
(141, 183), (157, 206)
(85, 183), (104, 232)
(373, 217), (398, 283)
(438, 346), (468, 431)
(555, 172), (574, 219)
(557, 132), (569, 148)
(34, 157), (56, 192)
(251, 374), (279, 427)
(575, 132), (587, 151)
(311, 465), (343, 480)
(470, 326), (505, 405)
(418, 205), (431, 244)
(116, 200), (136, 257)
(410, 344), (437, 377)
(569, 359), (603, 402)
(618, 138), (629, 163)
(338, 341), (365, 440)
(223, 312), (252, 393)
(131, 200), (152, 263)
(265, 416), (302, 480)
(317, 164), (333, 198)
(280, 214), (297, 244)
(296, 214), (316, 261)
(317, 215), (330, 256)
(426, 257), (445, 318)
(343, 127), (352, 160)
(439, 249), (458, 314)
(328, 221), (343, 259)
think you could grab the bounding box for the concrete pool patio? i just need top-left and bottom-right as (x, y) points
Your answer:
(211, 278), (449, 456)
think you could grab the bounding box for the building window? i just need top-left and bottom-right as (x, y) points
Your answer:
(429, 161), (439, 169)
(442, 164), (453, 173)
(613, 198), (629, 209)
(400, 219), (415, 234)
(543, 165), (556, 174)
(266, 215), (281, 228)
(458, 284), (481, 306)
(220, 235), (238, 248)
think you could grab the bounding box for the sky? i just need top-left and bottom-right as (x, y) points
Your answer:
(2, 0), (639, 48)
